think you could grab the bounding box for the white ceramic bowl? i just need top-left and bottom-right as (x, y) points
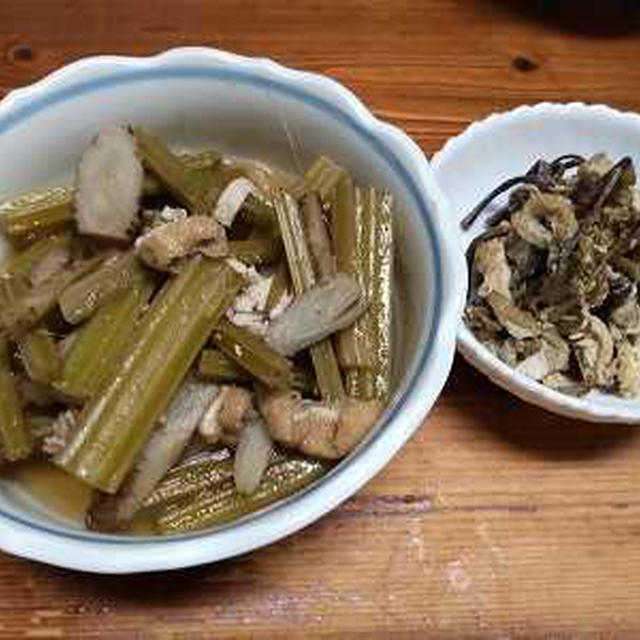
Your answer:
(0, 48), (465, 573)
(432, 102), (640, 424)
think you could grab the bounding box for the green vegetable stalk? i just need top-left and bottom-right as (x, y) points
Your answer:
(0, 233), (71, 281)
(17, 330), (62, 385)
(265, 260), (292, 312)
(58, 279), (156, 400)
(332, 174), (372, 369)
(58, 251), (149, 325)
(273, 190), (344, 399)
(0, 258), (102, 337)
(228, 238), (282, 266)
(145, 452), (328, 534)
(198, 349), (252, 384)
(55, 257), (244, 493)
(199, 347), (316, 394)
(132, 127), (212, 217)
(143, 149), (222, 197)
(211, 319), (294, 389)
(340, 187), (394, 401)
(0, 339), (31, 460)
(0, 187), (74, 246)
(292, 156), (346, 204)
(143, 448), (235, 508)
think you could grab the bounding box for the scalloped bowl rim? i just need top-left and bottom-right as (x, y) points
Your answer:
(0, 47), (465, 573)
(432, 101), (640, 424)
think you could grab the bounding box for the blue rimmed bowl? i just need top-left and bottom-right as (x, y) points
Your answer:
(0, 48), (465, 573)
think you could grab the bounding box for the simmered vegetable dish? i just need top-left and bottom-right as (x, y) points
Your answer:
(0, 126), (394, 534)
(464, 153), (640, 397)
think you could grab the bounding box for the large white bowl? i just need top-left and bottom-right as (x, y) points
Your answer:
(432, 102), (640, 424)
(0, 48), (465, 573)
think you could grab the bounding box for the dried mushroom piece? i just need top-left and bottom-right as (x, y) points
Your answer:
(511, 188), (578, 248)
(581, 153), (615, 181)
(515, 329), (569, 381)
(464, 304), (504, 341)
(570, 313), (614, 388)
(473, 237), (512, 301)
(611, 296), (640, 335)
(541, 373), (587, 397)
(615, 340), (640, 397)
(504, 235), (543, 292)
(486, 292), (541, 340)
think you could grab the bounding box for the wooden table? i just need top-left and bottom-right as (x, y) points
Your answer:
(2, 1), (640, 637)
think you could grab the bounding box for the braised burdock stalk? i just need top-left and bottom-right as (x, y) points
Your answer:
(227, 238), (282, 267)
(132, 127), (212, 217)
(333, 178), (394, 401)
(273, 190), (344, 399)
(142, 149), (222, 197)
(143, 450), (328, 534)
(55, 257), (244, 493)
(292, 155), (346, 204)
(17, 329), (62, 385)
(198, 348), (253, 384)
(198, 348), (316, 394)
(0, 257), (103, 337)
(58, 278), (156, 401)
(0, 187), (74, 246)
(58, 251), (149, 324)
(0, 338), (31, 461)
(211, 319), (294, 390)
(1, 233), (71, 283)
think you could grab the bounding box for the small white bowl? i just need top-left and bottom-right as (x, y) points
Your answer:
(0, 48), (465, 572)
(432, 102), (640, 424)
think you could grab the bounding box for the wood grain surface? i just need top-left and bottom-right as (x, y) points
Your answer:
(2, 0), (640, 637)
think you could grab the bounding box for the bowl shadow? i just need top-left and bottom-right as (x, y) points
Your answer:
(445, 355), (640, 461)
(23, 546), (276, 619)
(23, 518), (330, 615)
